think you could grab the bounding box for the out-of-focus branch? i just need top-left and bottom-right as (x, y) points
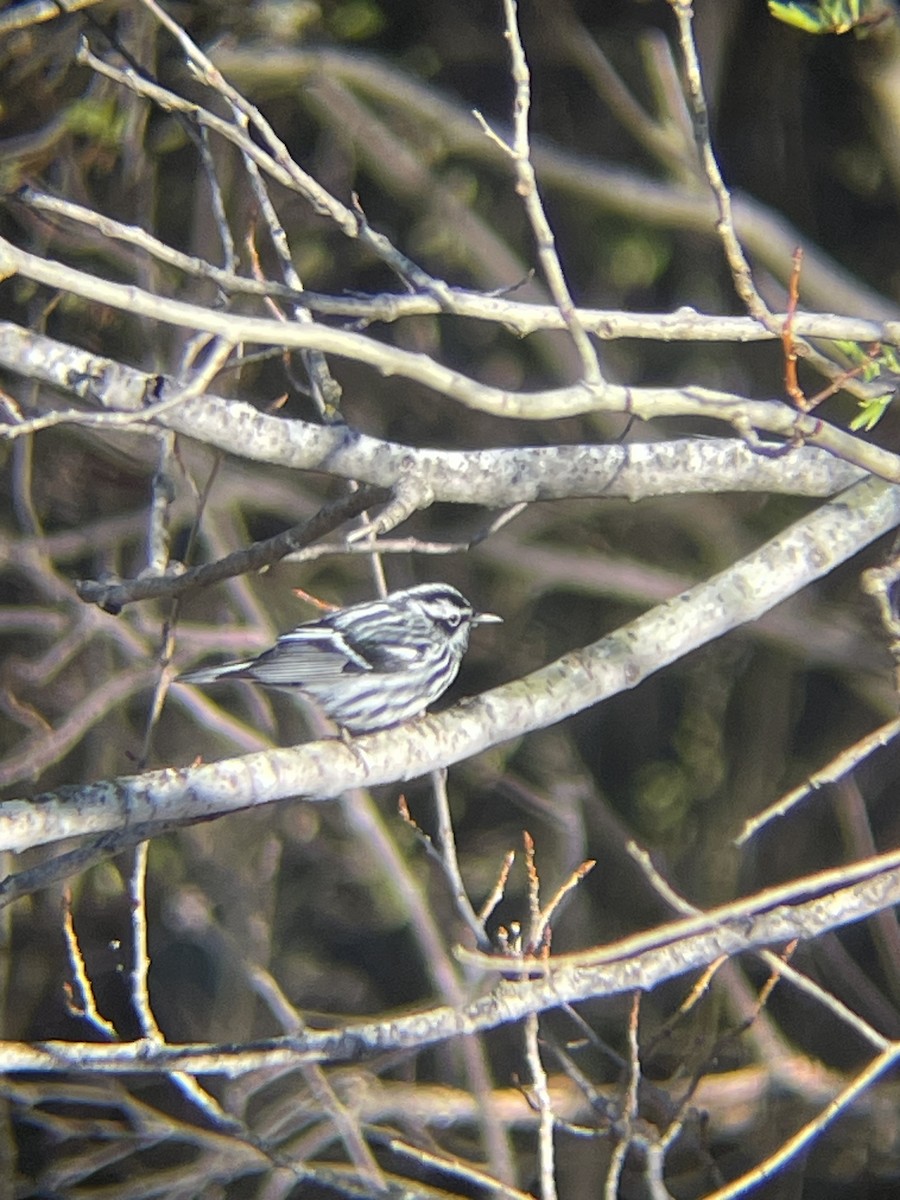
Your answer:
(0, 0), (104, 34)
(212, 44), (896, 320)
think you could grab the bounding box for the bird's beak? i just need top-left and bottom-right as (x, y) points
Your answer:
(475, 611), (503, 625)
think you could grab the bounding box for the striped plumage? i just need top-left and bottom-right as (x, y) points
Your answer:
(178, 583), (501, 733)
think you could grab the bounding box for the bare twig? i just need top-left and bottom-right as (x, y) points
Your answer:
(495, 0), (602, 384)
(4, 853), (900, 1069)
(737, 717), (900, 845)
(76, 485), (390, 614)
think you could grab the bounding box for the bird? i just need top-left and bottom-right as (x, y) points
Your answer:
(177, 582), (501, 733)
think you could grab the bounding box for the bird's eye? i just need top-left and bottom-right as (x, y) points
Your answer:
(438, 612), (463, 632)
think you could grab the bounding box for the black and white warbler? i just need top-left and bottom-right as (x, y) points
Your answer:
(178, 582), (501, 733)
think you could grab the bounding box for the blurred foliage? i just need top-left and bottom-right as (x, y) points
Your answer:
(768, 0), (890, 35)
(834, 339), (900, 428)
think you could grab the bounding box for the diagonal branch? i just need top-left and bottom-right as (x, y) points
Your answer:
(4, 850), (900, 1073)
(0, 321), (882, 493)
(3, 472), (897, 856)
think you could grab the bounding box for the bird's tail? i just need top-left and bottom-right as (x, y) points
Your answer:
(177, 660), (250, 685)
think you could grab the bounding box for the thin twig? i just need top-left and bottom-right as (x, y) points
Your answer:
(737, 716), (900, 845)
(486, 0), (603, 384)
(700, 1042), (900, 1200)
(128, 843), (237, 1129)
(525, 1010), (558, 1200)
(666, 0), (771, 326)
(76, 486), (390, 613)
(428, 769), (491, 950)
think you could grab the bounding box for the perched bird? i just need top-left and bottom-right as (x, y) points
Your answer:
(178, 582), (501, 733)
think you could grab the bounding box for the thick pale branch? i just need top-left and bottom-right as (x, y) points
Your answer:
(0, 239), (897, 476)
(3, 473), (897, 854)
(0, 324), (871, 498)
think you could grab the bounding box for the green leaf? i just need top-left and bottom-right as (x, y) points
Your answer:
(64, 97), (127, 147)
(768, 0), (865, 34)
(833, 339), (870, 364)
(850, 393), (894, 431)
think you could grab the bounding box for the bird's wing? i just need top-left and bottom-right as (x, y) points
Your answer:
(337, 624), (426, 672)
(238, 628), (365, 685)
(249, 621), (427, 684)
